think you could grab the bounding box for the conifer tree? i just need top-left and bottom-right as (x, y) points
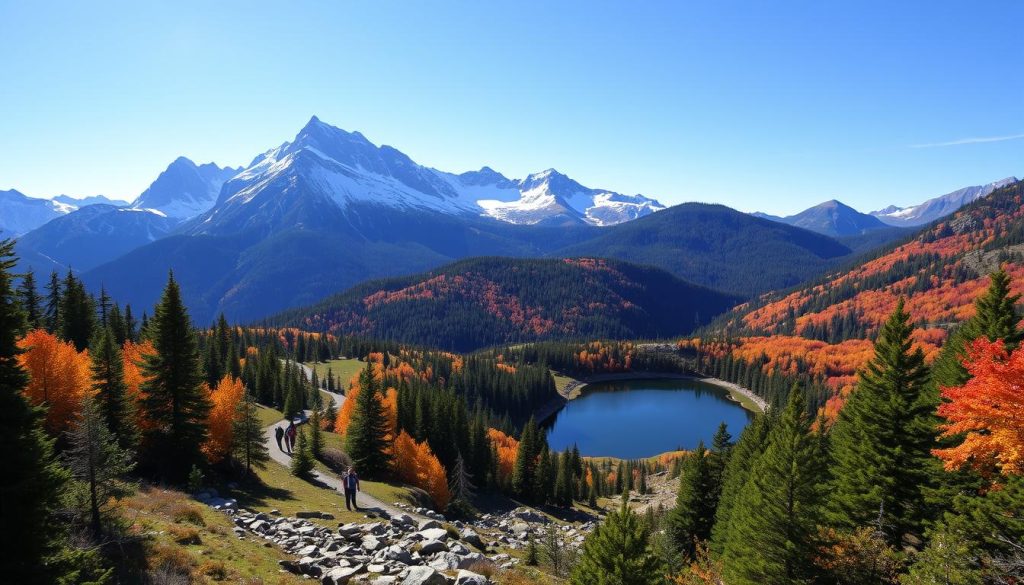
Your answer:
(512, 416), (540, 499)
(571, 495), (664, 585)
(344, 364), (392, 477)
(44, 269), (61, 333)
(827, 299), (936, 543)
(90, 326), (137, 452)
(290, 427), (315, 479)
(932, 268), (1021, 388)
(233, 389), (269, 473)
(66, 394), (135, 539)
(0, 240), (72, 583)
(308, 408), (325, 460)
(59, 270), (94, 351)
(554, 449), (575, 506)
(712, 415), (770, 553)
(534, 443), (554, 503)
(668, 441), (716, 559)
(721, 387), (826, 585)
(138, 272), (212, 482)
(323, 397), (338, 432)
(18, 267), (42, 329)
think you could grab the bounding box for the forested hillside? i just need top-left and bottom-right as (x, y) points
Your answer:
(690, 179), (1024, 413)
(270, 257), (741, 351)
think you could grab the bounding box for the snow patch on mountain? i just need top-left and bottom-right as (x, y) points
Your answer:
(871, 177), (1019, 226)
(132, 157), (240, 219)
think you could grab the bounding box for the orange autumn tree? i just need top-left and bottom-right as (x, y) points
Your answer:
(487, 428), (519, 486)
(935, 338), (1024, 477)
(122, 339), (155, 430)
(393, 430), (451, 509)
(18, 329), (92, 435)
(203, 375), (245, 464)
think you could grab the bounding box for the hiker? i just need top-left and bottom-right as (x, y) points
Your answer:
(274, 425), (285, 451)
(342, 467), (360, 511)
(286, 421), (297, 453)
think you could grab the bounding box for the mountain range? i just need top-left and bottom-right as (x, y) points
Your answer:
(0, 189), (126, 237)
(6, 116), (1017, 326)
(870, 176), (1019, 226)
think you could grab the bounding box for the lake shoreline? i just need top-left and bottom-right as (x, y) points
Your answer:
(553, 371), (767, 415)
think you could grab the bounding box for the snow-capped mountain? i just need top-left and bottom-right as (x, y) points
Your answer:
(132, 157), (240, 219)
(53, 194), (128, 208)
(0, 189), (75, 236)
(197, 116), (664, 233)
(871, 177), (1019, 227)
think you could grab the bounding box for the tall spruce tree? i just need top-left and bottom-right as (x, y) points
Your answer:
(344, 364), (393, 477)
(571, 495), (664, 585)
(932, 267), (1021, 389)
(18, 267), (42, 329)
(0, 240), (72, 583)
(44, 269), (61, 333)
(721, 387), (826, 585)
(710, 413), (772, 555)
(138, 273), (212, 482)
(59, 270), (94, 351)
(512, 416), (541, 500)
(827, 299), (936, 543)
(233, 389), (269, 473)
(89, 326), (138, 453)
(668, 441), (716, 559)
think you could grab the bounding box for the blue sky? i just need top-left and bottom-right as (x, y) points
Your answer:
(1, 1), (1021, 215)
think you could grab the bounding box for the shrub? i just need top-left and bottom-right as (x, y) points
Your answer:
(171, 503), (206, 526)
(199, 560), (228, 580)
(320, 447), (353, 475)
(168, 525), (202, 545)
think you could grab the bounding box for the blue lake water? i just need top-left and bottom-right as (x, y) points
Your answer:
(544, 378), (753, 458)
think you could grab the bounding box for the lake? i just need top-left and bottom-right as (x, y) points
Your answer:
(544, 378), (754, 458)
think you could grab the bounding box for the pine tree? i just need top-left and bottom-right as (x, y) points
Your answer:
(18, 267), (42, 329)
(344, 364), (393, 477)
(721, 387), (826, 585)
(89, 326), (137, 453)
(554, 450), (574, 506)
(827, 299), (936, 543)
(232, 390), (269, 473)
(0, 240), (72, 584)
(290, 427), (315, 479)
(668, 441), (716, 559)
(138, 272), (212, 482)
(59, 271), (94, 351)
(66, 394), (135, 539)
(932, 268), (1021, 388)
(571, 495), (664, 585)
(309, 408), (325, 460)
(512, 416), (540, 499)
(44, 269), (61, 333)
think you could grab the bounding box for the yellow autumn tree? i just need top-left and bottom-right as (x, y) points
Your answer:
(18, 328), (92, 435)
(203, 375), (245, 464)
(393, 430), (450, 510)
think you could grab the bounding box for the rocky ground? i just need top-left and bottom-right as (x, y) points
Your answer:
(198, 491), (595, 584)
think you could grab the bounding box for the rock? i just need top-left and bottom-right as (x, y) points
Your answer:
(279, 559), (301, 574)
(427, 551), (461, 571)
(415, 528), (448, 542)
(459, 528), (485, 550)
(322, 565), (361, 584)
(418, 539), (447, 555)
(456, 553), (489, 570)
(401, 566), (449, 585)
(384, 544), (413, 565)
(454, 570), (489, 585)
(418, 519), (442, 531)
(362, 536), (384, 552)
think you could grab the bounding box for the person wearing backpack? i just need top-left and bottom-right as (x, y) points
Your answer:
(274, 425), (285, 451)
(285, 421), (297, 453)
(342, 467), (360, 511)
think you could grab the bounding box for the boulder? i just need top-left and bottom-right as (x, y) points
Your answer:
(459, 528), (485, 550)
(418, 539), (447, 555)
(418, 519), (443, 531)
(322, 565), (361, 584)
(415, 528), (448, 542)
(454, 570), (489, 585)
(401, 566), (449, 585)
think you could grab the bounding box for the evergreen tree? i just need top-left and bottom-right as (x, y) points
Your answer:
(512, 416), (540, 499)
(932, 268), (1021, 388)
(89, 326), (138, 453)
(17, 267), (42, 329)
(44, 269), (61, 333)
(59, 270), (94, 351)
(323, 397), (338, 432)
(571, 496), (664, 585)
(96, 285), (111, 328)
(309, 408), (325, 460)
(233, 390), (269, 473)
(66, 395), (135, 539)
(712, 415), (770, 553)
(290, 427), (315, 479)
(668, 441), (716, 559)
(123, 303), (137, 343)
(0, 240), (72, 584)
(827, 299), (936, 543)
(344, 364), (393, 477)
(554, 449), (575, 506)
(534, 443), (554, 504)
(721, 387), (826, 585)
(138, 272), (212, 482)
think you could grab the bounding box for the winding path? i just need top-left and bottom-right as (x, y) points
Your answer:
(260, 363), (415, 520)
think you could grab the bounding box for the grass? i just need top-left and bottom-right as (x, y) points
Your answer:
(119, 486), (304, 584)
(256, 403), (286, 428)
(232, 455), (366, 525)
(305, 357), (364, 389)
(550, 371), (580, 396)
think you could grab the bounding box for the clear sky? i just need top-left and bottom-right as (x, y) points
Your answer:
(1, 1), (1022, 215)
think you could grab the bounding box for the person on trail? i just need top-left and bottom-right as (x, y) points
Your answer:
(286, 421), (297, 453)
(343, 467), (360, 511)
(274, 425), (285, 451)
